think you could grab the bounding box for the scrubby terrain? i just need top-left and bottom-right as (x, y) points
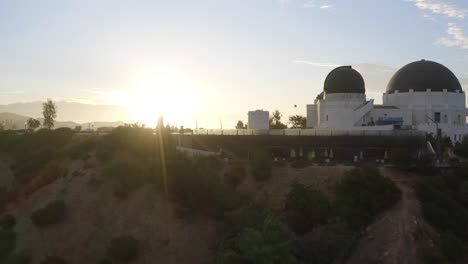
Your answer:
(0, 127), (462, 264)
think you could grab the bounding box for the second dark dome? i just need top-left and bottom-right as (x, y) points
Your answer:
(386, 60), (462, 93)
(324, 66), (365, 94)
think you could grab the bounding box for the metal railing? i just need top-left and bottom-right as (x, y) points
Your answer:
(189, 128), (425, 137)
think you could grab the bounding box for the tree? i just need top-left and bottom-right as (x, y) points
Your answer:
(236, 120), (247, 129)
(288, 115), (306, 129)
(26, 118), (41, 131)
(0, 122), (3, 131)
(269, 110), (287, 129)
(42, 99), (57, 129)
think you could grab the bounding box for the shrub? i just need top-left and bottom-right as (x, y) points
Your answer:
(106, 235), (139, 262)
(223, 204), (268, 239)
(168, 158), (247, 217)
(225, 166), (246, 186)
(299, 222), (354, 264)
(103, 156), (152, 198)
(249, 150), (272, 181)
(285, 183), (330, 234)
(218, 214), (299, 264)
(31, 200), (65, 227)
(67, 136), (97, 159)
(0, 230), (16, 259)
(0, 215), (16, 230)
(335, 165), (401, 230)
(4, 252), (30, 264)
(389, 149), (412, 169)
(439, 232), (465, 261)
(39, 256), (67, 264)
(454, 135), (468, 158)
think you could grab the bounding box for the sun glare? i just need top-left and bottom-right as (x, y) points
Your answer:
(127, 72), (197, 127)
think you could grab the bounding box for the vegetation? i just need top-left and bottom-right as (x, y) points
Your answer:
(106, 235), (139, 262)
(235, 120), (247, 129)
(31, 200), (65, 227)
(225, 166), (247, 186)
(388, 149), (412, 169)
(298, 222), (354, 264)
(42, 99), (57, 129)
(269, 110), (287, 129)
(26, 118), (40, 132)
(249, 150), (272, 181)
(0, 230), (16, 260)
(285, 183), (331, 234)
(455, 135), (468, 158)
(335, 165), (401, 230)
(0, 215), (16, 230)
(416, 163), (468, 262)
(288, 115), (306, 129)
(218, 207), (298, 264)
(39, 256), (67, 264)
(4, 252), (30, 264)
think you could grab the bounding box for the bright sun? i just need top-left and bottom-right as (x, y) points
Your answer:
(127, 72), (197, 127)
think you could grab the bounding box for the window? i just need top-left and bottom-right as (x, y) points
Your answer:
(326, 115), (328, 121)
(434, 112), (441, 123)
(443, 114), (447, 123)
(454, 135), (457, 142)
(458, 114), (461, 125)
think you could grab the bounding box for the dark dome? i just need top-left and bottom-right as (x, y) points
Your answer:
(324, 66), (365, 94)
(386, 60), (462, 93)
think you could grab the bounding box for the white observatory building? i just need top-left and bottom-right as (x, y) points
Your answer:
(306, 60), (468, 142)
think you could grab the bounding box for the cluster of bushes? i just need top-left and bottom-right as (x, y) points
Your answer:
(454, 135), (468, 158)
(416, 165), (468, 262)
(282, 165), (400, 264)
(285, 183), (330, 234)
(249, 150), (272, 181)
(218, 164), (400, 264)
(1, 128), (75, 178)
(218, 205), (299, 264)
(103, 235), (139, 263)
(31, 199), (65, 227)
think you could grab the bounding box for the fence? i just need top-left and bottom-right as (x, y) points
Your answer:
(190, 128), (425, 137)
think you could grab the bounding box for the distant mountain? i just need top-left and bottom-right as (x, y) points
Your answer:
(0, 112), (125, 130)
(0, 101), (131, 124)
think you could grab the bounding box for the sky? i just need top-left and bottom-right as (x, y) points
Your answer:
(1, 0), (468, 128)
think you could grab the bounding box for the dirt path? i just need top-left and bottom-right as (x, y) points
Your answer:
(346, 168), (434, 264)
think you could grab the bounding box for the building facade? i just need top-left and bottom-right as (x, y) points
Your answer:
(306, 60), (468, 142)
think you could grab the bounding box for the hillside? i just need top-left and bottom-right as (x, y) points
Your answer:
(0, 112), (124, 130)
(0, 127), (458, 264)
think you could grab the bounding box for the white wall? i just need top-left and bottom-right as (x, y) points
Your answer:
(248, 110), (269, 130)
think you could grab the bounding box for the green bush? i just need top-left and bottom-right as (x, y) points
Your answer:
(225, 166), (246, 186)
(218, 214), (298, 264)
(389, 149), (413, 169)
(454, 135), (468, 158)
(168, 158), (247, 217)
(0, 230), (16, 259)
(335, 165), (401, 230)
(31, 200), (65, 227)
(299, 222), (354, 264)
(0, 215), (16, 230)
(285, 183), (330, 234)
(106, 235), (138, 262)
(39, 256), (67, 264)
(223, 205), (268, 239)
(249, 150), (272, 181)
(439, 232), (465, 261)
(103, 156), (152, 198)
(290, 160), (311, 169)
(4, 252), (30, 264)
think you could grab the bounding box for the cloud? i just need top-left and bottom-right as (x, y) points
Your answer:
(406, 0), (467, 19)
(319, 4), (334, 9)
(423, 14), (438, 22)
(436, 23), (468, 49)
(293, 60), (340, 67)
(303, 0), (333, 9)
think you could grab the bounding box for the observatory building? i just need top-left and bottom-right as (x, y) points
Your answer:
(306, 60), (467, 142)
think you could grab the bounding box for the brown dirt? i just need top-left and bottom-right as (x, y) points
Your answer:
(346, 168), (437, 264)
(11, 157), (221, 264)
